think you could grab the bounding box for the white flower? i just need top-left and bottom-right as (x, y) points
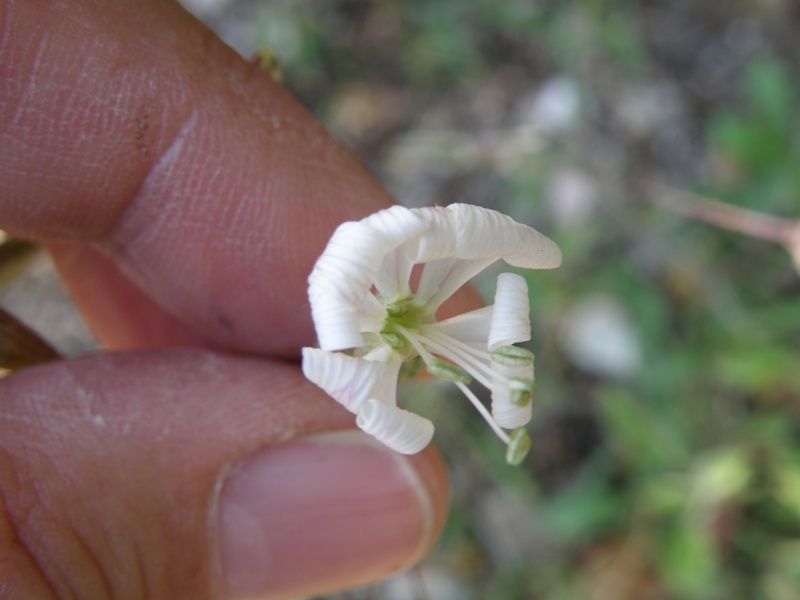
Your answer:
(302, 203), (561, 464)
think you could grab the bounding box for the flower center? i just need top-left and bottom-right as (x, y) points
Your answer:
(380, 297), (431, 357)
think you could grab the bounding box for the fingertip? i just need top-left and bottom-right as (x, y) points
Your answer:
(405, 441), (451, 550)
(216, 432), (450, 599)
(2, 0), (396, 355)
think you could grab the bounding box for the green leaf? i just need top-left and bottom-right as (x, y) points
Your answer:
(745, 57), (793, 129)
(690, 446), (751, 508)
(542, 467), (621, 543)
(659, 518), (718, 597)
(708, 112), (787, 172)
(597, 388), (685, 470)
(772, 463), (800, 521)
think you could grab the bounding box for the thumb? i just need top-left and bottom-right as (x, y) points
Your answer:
(0, 350), (448, 599)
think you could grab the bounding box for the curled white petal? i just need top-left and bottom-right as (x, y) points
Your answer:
(362, 206), (429, 300)
(411, 204), (562, 270)
(368, 356), (403, 411)
(308, 222), (381, 299)
(307, 292), (364, 352)
(490, 361), (535, 428)
(308, 206), (427, 351)
(410, 204), (560, 310)
(488, 273), (531, 350)
(359, 204), (429, 249)
(491, 399), (532, 429)
(450, 203), (518, 260)
(450, 203), (562, 269)
(409, 206), (457, 263)
(302, 348), (388, 413)
(356, 399), (435, 454)
(491, 360), (535, 386)
(502, 229), (562, 271)
(361, 343), (395, 362)
(308, 223), (385, 350)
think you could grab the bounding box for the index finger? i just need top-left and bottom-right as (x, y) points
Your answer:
(0, 0), (394, 356)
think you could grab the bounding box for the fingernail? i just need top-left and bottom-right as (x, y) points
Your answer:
(216, 431), (435, 599)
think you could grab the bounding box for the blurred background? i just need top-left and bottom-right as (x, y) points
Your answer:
(5, 0), (800, 598)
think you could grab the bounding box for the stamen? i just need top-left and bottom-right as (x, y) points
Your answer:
(417, 330), (496, 389)
(491, 345), (535, 367)
(509, 377), (535, 407)
(427, 358), (472, 384)
(393, 324), (436, 364)
(425, 327), (494, 360)
(505, 427), (532, 465)
(455, 382), (510, 444)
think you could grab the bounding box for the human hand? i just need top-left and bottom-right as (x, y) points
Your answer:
(0, 1), (453, 598)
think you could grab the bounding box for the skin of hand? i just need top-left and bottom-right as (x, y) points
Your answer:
(0, 0), (483, 597)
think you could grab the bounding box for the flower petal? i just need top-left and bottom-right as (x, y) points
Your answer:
(409, 206), (458, 263)
(356, 399), (435, 454)
(415, 256), (497, 311)
(365, 206), (429, 300)
(491, 400), (532, 429)
(307, 290), (365, 352)
(367, 355), (403, 410)
(411, 203), (562, 269)
(302, 348), (388, 413)
(360, 204), (429, 248)
(490, 360), (535, 428)
(429, 305), (494, 344)
(374, 244), (415, 302)
(408, 204), (560, 311)
(308, 206), (427, 351)
(504, 228), (562, 270)
(308, 223), (387, 350)
(488, 273), (531, 350)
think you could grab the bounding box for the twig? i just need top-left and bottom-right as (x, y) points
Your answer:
(643, 181), (800, 247)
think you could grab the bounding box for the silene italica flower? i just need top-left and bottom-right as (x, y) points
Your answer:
(302, 203), (561, 464)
